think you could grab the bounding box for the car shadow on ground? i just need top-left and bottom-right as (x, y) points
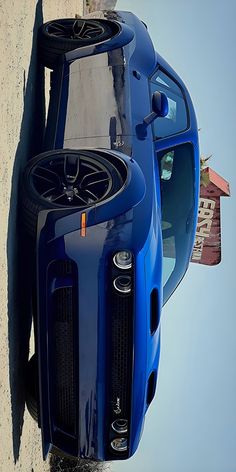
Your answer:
(7, 0), (45, 463)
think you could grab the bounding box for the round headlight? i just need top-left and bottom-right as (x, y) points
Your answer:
(113, 275), (132, 294)
(113, 251), (132, 270)
(111, 437), (128, 452)
(112, 419), (128, 434)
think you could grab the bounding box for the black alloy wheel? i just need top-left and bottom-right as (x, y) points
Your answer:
(38, 18), (115, 69)
(21, 150), (126, 237)
(45, 19), (109, 42)
(30, 153), (118, 207)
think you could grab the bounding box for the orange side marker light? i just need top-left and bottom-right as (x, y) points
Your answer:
(81, 212), (86, 237)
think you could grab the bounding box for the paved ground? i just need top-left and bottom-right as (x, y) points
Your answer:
(0, 2), (84, 471)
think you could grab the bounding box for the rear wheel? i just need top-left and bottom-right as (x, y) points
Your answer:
(38, 18), (115, 69)
(21, 149), (126, 237)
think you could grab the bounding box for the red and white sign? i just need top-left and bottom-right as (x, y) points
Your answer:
(191, 167), (230, 266)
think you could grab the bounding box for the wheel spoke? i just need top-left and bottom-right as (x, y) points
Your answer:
(51, 22), (68, 32)
(48, 22), (72, 38)
(83, 188), (98, 201)
(33, 172), (55, 185)
(41, 187), (57, 198)
(50, 193), (66, 203)
(87, 177), (110, 188)
(64, 154), (80, 184)
(73, 21), (104, 40)
(74, 193), (88, 204)
(37, 165), (61, 182)
(84, 25), (104, 37)
(80, 170), (110, 188)
(33, 165), (61, 185)
(73, 20), (86, 39)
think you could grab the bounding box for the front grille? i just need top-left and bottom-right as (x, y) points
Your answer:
(52, 259), (73, 277)
(106, 254), (134, 460)
(53, 287), (76, 435)
(110, 293), (133, 418)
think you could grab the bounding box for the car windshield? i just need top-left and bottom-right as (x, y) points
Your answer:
(157, 143), (195, 304)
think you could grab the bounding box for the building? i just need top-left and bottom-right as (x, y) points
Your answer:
(191, 167), (230, 265)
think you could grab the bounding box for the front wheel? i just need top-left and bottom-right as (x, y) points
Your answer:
(21, 149), (126, 237)
(38, 18), (116, 69)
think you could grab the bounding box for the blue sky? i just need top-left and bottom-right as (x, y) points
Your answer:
(114, 1), (236, 471)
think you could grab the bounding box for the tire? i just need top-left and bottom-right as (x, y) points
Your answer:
(21, 149), (126, 237)
(38, 18), (115, 69)
(26, 355), (39, 422)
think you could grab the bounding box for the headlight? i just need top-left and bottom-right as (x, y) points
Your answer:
(113, 275), (132, 294)
(113, 251), (132, 270)
(112, 419), (128, 434)
(111, 437), (128, 452)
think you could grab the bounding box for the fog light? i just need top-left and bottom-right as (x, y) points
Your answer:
(112, 419), (128, 434)
(113, 276), (132, 294)
(111, 437), (128, 452)
(113, 251), (132, 270)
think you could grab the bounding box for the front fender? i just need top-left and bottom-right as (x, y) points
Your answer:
(65, 19), (134, 64)
(37, 149), (146, 242)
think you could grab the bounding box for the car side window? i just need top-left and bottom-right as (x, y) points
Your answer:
(150, 70), (188, 139)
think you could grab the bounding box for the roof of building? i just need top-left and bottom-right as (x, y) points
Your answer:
(203, 167), (230, 196)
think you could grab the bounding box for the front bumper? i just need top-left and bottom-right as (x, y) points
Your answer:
(37, 211), (137, 460)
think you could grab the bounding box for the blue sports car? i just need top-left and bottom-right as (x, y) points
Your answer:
(22, 10), (200, 461)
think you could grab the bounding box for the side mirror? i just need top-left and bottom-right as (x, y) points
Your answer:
(143, 91), (169, 126)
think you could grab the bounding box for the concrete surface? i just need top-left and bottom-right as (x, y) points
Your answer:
(0, 2), (83, 471)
